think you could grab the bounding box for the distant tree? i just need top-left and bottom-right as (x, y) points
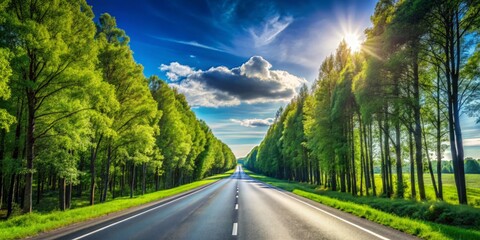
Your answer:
(465, 158), (480, 174)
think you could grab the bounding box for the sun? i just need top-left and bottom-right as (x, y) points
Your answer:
(344, 33), (362, 52)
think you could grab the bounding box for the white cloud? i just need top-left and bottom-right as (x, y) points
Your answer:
(230, 118), (274, 128)
(463, 138), (480, 147)
(170, 79), (241, 107)
(161, 56), (306, 107)
(159, 62), (195, 81)
(249, 15), (293, 47)
(153, 36), (226, 53)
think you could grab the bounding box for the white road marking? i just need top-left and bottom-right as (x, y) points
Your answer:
(236, 195), (238, 198)
(235, 204), (238, 210)
(269, 185), (390, 240)
(72, 180), (223, 240)
(232, 222), (238, 236)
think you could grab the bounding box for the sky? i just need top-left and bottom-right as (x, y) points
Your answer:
(87, 0), (480, 159)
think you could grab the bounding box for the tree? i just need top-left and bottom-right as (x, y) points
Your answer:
(1, 0), (100, 213)
(423, 0), (480, 204)
(0, 48), (15, 130)
(95, 13), (158, 202)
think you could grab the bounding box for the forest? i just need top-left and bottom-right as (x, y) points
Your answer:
(0, 0), (235, 218)
(245, 0), (480, 205)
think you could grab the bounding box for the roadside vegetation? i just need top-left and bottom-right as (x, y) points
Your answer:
(244, 0), (480, 219)
(371, 174), (480, 207)
(0, 170), (233, 240)
(0, 0), (236, 219)
(245, 169), (480, 240)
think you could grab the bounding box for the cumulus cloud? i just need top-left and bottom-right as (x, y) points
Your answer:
(161, 56), (306, 107)
(230, 118), (274, 128)
(159, 62), (195, 81)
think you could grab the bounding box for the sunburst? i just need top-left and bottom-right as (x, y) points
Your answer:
(344, 33), (361, 52)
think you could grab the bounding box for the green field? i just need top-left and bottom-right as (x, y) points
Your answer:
(0, 170), (233, 240)
(245, 169), (480, 240)
(372, 174), (480, 207)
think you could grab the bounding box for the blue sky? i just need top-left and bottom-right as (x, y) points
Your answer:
(87, 0), (480, 158)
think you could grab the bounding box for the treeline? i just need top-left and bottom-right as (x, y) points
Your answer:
(0, 0), (235, 217)
(441, 159), (480, 174)
(245, 0), (480, 204)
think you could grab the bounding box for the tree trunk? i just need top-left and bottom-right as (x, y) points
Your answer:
(350, 117), (357, 195)
(7, 174), (16, 217)
(379, 118), (387, 196)
(368, 123), (376, 196)
(66, 182), (72, 209)
(8, 99), (23, 217)
(142, 162), (146, 195)
(436, 70), (443, 200)
(0, 129), (5, 210)
(102, 143), (112, 202)
(359, 115), (365, 196)
(409, 130), (416, 199)
(384, 111), (393, 196)
(422, 119), (439, 199)
(413, 48), (426, 200)
(130, 163), (135, 198)
(90, 147), (96, 205)
(452, 95), (467, 203)
(23, 94), (36, 213)
(155, 167), (159, 191)
(36, 172), (42, 204)
(51, 174), (56, 191)
(393, 74), (404, 198)
(120, 164), (125, 197)
(394, 116), (403, 198)
(77, 154), (84, 198)
(59, 177), (66, 211)
(360, 117), (369, 195)
(330, 168), (337, 191)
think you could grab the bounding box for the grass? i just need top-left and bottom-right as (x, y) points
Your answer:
(373, 174), (480, 207)
(0, 170), (233, 240)
(244, 169), (480, 240)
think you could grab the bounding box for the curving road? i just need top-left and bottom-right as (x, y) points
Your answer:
(44, 166), (416, 240)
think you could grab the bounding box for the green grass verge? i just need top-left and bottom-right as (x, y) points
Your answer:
(0, 170), (234, 240)
(244, 169), (480, 240)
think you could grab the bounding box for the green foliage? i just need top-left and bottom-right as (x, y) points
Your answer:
(247, 0), (480, 212)
(150, 77), (235, 186)
(0, 0), (234, 218)
(465, 159), (480, 174)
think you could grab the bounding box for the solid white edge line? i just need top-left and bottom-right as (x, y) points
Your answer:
(72, 177), (229, 240)
(232, 222), (238, 236)
(235, 204), (238, 210)
(271, 187), (390, 240)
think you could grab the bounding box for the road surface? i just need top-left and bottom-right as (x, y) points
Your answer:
(48, 166), (416, 240)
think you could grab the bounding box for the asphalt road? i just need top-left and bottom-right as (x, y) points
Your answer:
(51, 166), (417, 240)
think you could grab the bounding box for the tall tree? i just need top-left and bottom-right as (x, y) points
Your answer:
(1, 0), (99, 213)
(95, 13), (158, 202)
(426, 0), (480, 204)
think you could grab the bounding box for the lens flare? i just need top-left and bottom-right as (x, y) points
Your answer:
(344, 33), (361, 52)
